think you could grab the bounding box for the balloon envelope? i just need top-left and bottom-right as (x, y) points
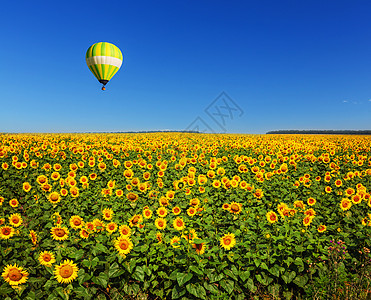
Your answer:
(86, 42), (123, 86)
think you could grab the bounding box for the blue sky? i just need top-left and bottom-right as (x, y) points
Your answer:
(1, 0), (370, 134)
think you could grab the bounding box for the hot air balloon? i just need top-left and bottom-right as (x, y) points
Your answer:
(86, 42), (123, 90)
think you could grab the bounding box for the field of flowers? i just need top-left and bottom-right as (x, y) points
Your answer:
(0, 133), (370, 299)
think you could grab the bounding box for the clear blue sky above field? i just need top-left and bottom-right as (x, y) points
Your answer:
(1, 0), (371, 134)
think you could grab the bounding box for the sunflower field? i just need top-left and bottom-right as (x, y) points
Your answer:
(0, 133), (370, 299)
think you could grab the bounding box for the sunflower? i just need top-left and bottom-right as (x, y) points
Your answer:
(119, 224), (131, 237)
(54, 259), (79, 284)
(69, 186), (79, 198)
(317, 225), (327, 233)
(143, 208), (153, 219)
(220, 233), (236, 250)
(325, 186), (332, 193)
(9, 199), (19, 208)
(173, 217), (185, 231)
(102, 208), (114, 221)
(187, 207), (197, 217)
(351, 194), (362, 204)
(155, 232), (163, 243)
(38, 251), (56, 267)
(127, 192), (138, 202)
(29, 230), (38, 245)
(222, 203), (230, 211)
(51, 226), (69, 241)
(51, 172), (61, 181)
(79, 229), (89, 239)
(212, 180), (221, 188)
(303, 216), (313, 227)
(9, 213), (23, 227)
(115, 189), (124, 197)
(189, 198), (200, 207)
(172, 206), (181, 215)
(157, 207), (168, 217)
(340, 198), (352, 211)
(69, 215), (84, 230)
(159, 196), (169, 206)
(0, 226), (15, 240)
(48, 192), (61, 204)
(155, 218), (167, 230)
(170, 236), (181, 248)
(129, 214), (143, 227)
(254, 189), (264, 199)
(307, 198), (316, 206)
(92, 219), (105, 232)
(345, 188), (355, 197)
(114, 236), (133, 257)
(106, 222), (118, 234)
(36, 175), (48, 185)
(192, 242), (206, 255)
(79, 176), (88, 185)
(304, 208), (316, 217)
(293, 200), (305, 210)
(23, 182), (32, 192)
(2, 264), (29, 286)
(229, 202), (242, 214)
(266, 211), (278, 224)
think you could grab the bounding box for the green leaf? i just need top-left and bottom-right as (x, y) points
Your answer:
(133, 266), (145, 282)
(108, 262), (125, 278)
(239, 270), (250, 282)
(224, 269), (238, 281)
(203, 282), (219, 294)
(186, 283), (197, 297)
(209, 272), (224, 283)
(187, 283), (206, 299)
(177, 272), (193, 286)
(268, 265), (280, 277)
(246, 278), (257, 292)
(0, 284), (13, 296)
(294, 257), (304, 273)
(189, 265), (203, 276)
(172, 284), (186, 299)
(73, 249), (85, 260)
(293, 274), (308, 288)
(220, 279), (234, 294)
(74, 287), (92, 299)
(282, 271), (296, 284)
(92, 272), (109, 288)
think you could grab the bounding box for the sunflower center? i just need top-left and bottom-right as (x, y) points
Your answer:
(74, 219), (81, 226)
(270, 215), (276, 221)
(195, 243), (203, 251)
(51, 193), (59, 201)
(55, 228), (66, 237)
(43, 254), (52, 262)
(176, 220), (183, 227)
(231, 204), (239, 212)
(128, 194), (136, 200)
(223, 238), (231, 245)
(3, 228), (11, 235)
(60, 265), (73, 278)
(158, 221), (164, 227)
(9, 268), (23, 281)
(119, 240), (129, 250)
